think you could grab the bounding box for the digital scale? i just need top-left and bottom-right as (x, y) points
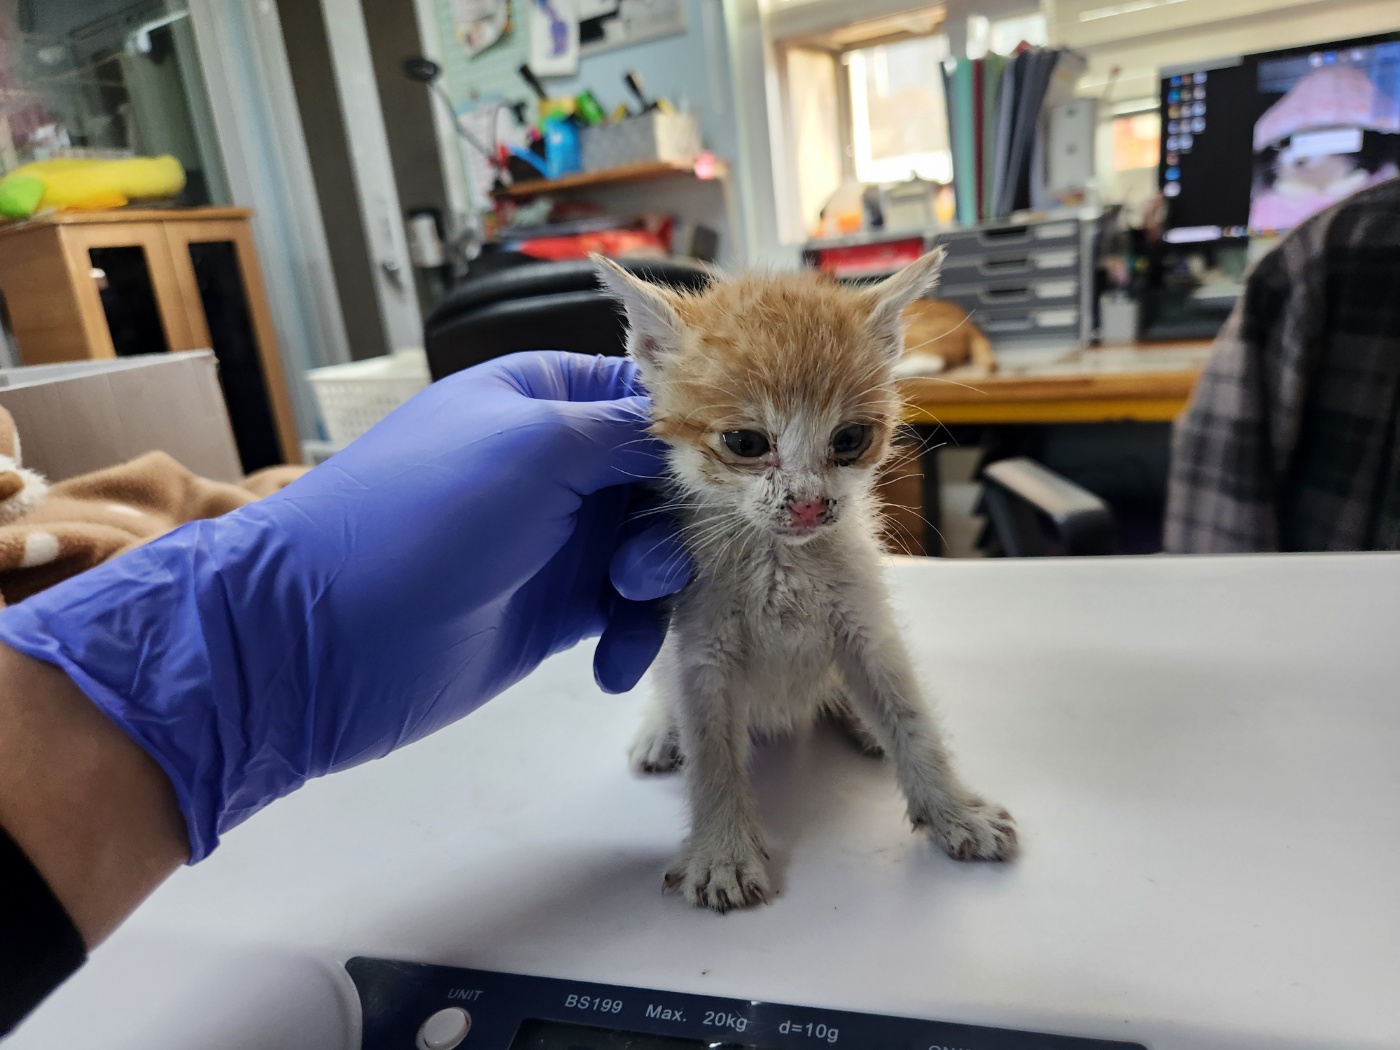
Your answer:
(347, 960), (1144, 1050)
(9, 557), (1399, 1050)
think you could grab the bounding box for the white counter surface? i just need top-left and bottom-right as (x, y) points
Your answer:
(12, 554), (1400, 1050)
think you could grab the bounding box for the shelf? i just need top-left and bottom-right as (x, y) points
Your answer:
(494, 159), (727, 199)
(1, 207), (253, 238)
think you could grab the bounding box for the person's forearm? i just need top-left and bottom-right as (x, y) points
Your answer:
(0, 642), (187, 949)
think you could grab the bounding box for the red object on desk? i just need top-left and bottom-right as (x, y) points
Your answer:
(808, 237), (925, 279)
(507, 223), (673, 261)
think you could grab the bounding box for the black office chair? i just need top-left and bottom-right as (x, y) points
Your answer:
(976, 457), (1117, 556)
(424, 256), (713, 380)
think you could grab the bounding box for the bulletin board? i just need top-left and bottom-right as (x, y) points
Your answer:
(434, 0), (689, 107)
(436, 0), (530, 105)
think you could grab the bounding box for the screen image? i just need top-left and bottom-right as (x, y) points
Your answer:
(1159, 33), (1400, 240)
(1158, 61), (1255, 240)
(1250, 40), (1400, 233)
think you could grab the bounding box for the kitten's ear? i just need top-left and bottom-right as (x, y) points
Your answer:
(864, 248), (946, 355)
(592, 254), (686, 370)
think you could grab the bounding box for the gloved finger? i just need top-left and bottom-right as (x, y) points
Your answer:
(488, 351), (644, 403)
(594, 596), (669, 694)
(557, 352), (646, 402)
(553, 395), (670, 495)
(611, 519), (690, 601)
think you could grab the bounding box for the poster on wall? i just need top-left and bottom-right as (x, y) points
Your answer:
(580, 0), (686, 57)
(452, 0), (511, 58)
(529, 0), (580, 77)
(576, 0), (619, 18)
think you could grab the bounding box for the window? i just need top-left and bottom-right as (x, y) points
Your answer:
(847, 34), (952, 186)
(786, 46), (845, 242)
(1111, 112), (1160, 171)
(773, 7), (1046, 242)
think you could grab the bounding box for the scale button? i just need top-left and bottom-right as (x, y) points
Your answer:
(417, 1007), (472, 1050)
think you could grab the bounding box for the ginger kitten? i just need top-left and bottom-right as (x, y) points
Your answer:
(899, 297), (997, 375)
(595, 250), (1018, 912)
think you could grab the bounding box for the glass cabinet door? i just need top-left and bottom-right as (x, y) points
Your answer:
(88, 245), (171, 357)
(1, 1), (227, 206)
(185, 239), (284, 473)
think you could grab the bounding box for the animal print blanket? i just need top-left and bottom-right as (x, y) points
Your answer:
(0, 405), (306, 608)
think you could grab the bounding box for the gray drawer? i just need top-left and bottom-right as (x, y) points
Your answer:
(940, 246), (1080, 283)
(939, 277), (1079, 310)
(935, 218), (1081, 254)
(956, 302), (1082, 345)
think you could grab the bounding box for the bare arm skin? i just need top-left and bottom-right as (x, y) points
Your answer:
(0, 643), (187, 949)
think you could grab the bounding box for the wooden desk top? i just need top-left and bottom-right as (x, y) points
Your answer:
(0, 206), (252, 239)
(900, 343), (1212, 425)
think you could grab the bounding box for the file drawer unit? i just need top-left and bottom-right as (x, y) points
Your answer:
(931, 217), (1093, 353)
(803, 217), (1094, 355)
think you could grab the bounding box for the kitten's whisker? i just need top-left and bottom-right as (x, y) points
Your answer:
(877, 515), (923, 557)
(901, 374), (991, 395)
(874, 499), (953, 557)
(876, 469), (929, 486)
(904, 311), (974, 353)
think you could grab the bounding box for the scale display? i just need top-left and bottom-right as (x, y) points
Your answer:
(347, 958), (1146, 1050)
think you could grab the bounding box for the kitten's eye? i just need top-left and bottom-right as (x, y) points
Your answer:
(721, 429), (771, 458)
(832, 424), (871, 461)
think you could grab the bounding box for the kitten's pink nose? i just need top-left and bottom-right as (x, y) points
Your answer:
(787, 498), (830, 528)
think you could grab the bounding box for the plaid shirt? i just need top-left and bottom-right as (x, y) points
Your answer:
(1165, 178), (1400, 553)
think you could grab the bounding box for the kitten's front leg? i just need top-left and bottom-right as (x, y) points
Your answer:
(665, 632), (772, 911)
(629, 684), (683, 774)
(832, 601), (1018, 862)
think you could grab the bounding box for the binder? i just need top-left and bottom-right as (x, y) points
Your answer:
(980, 53), (1006, 222)
(952, 58), (978, 227)
(972, 57), (985, 223)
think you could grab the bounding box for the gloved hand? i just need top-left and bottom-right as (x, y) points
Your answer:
(0, 351), (689, 861)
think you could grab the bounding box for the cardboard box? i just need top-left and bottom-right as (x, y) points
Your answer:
(0, 350), (243, 483)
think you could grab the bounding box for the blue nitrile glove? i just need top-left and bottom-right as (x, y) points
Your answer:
(0, 351), (689, 861)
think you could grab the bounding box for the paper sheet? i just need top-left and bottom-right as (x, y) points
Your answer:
(459, 101), (504, 208)
(529, 0), (580, 77)
(452, 0), (510, 57)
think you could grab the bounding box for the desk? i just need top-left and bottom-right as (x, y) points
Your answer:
(899, 344), (1211, 427)
(11, 555), (1400, 1050)
(892, 345), (1213, 553)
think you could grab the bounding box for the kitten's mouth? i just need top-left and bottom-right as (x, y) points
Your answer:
(775, 527), (828, 544)
(773, 517), (836, 542)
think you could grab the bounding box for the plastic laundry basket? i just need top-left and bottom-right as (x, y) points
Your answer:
(307, 348), (431, 447)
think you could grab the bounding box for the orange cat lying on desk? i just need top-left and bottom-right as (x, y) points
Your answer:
(898, 298), (997, 374)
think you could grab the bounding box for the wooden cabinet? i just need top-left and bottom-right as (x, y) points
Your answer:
(0, 208), (299, 469)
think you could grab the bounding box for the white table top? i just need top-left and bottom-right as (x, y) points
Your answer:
(13, 554), (1400, 1050)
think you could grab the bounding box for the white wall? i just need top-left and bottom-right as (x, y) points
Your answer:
(1055, 0), (1400, 104)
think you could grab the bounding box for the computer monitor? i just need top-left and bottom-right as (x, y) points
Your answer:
(1158, 33), (1400, 243)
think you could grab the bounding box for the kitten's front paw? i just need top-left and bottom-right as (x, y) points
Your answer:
(915, 796), (1018, 862)
(628, 724), (683, 774)
(663, 840), (772, 912)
